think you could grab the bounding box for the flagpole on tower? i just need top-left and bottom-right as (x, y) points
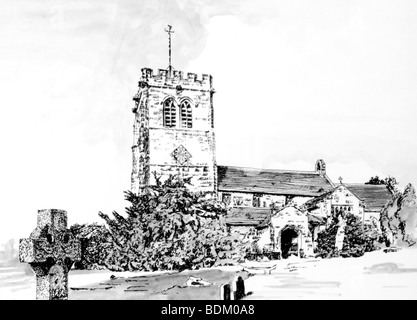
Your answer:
(164, 25), (175, 77)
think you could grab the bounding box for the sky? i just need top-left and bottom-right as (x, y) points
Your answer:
(0, 0), (416, 245)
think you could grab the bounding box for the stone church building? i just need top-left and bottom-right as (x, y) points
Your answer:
(131, 67), (217, 195)
(131, 67), (392, 258)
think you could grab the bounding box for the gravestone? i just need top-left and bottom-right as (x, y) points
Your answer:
(231, 276), (245, 300)
(19, 209), (81, 300)
(220, 283), (231, 300)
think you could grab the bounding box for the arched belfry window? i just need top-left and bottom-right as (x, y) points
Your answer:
(180, 99), (192, 128)
(163, 98), (176, 128)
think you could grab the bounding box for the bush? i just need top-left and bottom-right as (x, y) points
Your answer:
(316, 222), (340, 258)
(316, 212), (377, 258)
(69, 223), (110, 270)
(98, 174), (248, 272)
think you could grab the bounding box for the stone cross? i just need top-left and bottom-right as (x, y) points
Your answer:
(19, 209), (81, 300)
(164, 25), (175, 77)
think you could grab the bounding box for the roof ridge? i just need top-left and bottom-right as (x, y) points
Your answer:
(346, 183), (388, 187)
(217, 164), (320, 175)
(345, 183), (367, 185)
(230, 206), (271, 211)
(323, 173), (335, 187)
(274, 204), (304, 213)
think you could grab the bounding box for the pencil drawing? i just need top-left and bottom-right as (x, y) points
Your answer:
(1, 1), (417, 302)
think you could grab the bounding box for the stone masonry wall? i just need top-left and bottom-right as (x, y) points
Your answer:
(131, 85), (150, 194)
(148, 129), (216, 192)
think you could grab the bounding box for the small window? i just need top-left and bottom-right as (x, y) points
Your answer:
(253, 194), (261, 207)
(163, 98), (176, 128)
(180, 99), (192, 128)
(234, 196), (244, 206)
(222, 193), (231, 206)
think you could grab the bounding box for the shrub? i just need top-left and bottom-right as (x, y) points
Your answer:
(69, 223), (110, 270)
(316, 212), (377, 258)
(98, 174), (248, 272)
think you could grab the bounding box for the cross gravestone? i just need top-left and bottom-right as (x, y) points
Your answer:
(19, 209), (81, 300)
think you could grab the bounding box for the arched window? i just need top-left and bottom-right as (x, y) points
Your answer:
(163, 98), (176, 128)
(180, 99), (192, 128)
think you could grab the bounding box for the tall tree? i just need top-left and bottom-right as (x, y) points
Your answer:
(380, 183), (417, 247)
(365, 176), (385, 185)
(365, 175), (399, 194)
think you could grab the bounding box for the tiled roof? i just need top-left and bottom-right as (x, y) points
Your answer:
(302, 184), (364, 210)
(217, 165), (334, 197)
(308, 213), (327, 225)
(225, 207), (271, 227)
(346, 184), (393, 212)
(303, 184), (393, 213)
(302, 189), (334, 210)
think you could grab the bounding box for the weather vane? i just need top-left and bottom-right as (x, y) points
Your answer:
(164, 25), (174, 77)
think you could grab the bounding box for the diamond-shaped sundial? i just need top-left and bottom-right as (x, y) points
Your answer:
(171, 145), (191, 165)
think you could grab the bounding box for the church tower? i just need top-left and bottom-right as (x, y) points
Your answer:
(131, 68), (217, 194)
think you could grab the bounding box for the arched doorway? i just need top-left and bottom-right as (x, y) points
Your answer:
(280, 226), (299, 259)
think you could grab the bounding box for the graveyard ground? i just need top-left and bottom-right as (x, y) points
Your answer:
(1, 247), (417, 300)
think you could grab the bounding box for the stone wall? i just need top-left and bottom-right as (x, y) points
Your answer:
(219, 191), (299, 209)
(270, 207), (314, 257)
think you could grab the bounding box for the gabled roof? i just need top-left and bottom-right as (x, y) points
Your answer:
(302, 188), (334, 210)
(217, 165), (334, 197)
(302, 184), (363, 210)
(302, 183), (393, 213)
(258, 205), (310, 229)
(345, 184), (393, 212)
(225, 207), (271, 227)
(272, 204), (305, 216)
(307, 213), (327, 225)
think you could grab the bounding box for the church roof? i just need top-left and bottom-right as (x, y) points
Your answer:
(345, 184), (393, 212)
(302, 188), (335, 210)
(302, 183), (393, 213)
(307, 213), (327, 225)
(225, 207), (271, 227)
(217, 165), (334, 197)
(302, 184), (363, 210)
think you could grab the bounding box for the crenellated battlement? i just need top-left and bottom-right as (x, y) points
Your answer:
(140, 67), (212, 90)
